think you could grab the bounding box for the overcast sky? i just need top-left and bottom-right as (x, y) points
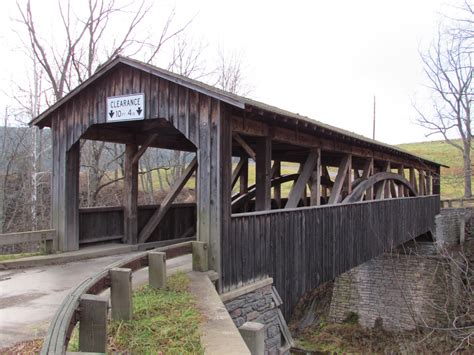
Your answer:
(0, 0), (455, 144)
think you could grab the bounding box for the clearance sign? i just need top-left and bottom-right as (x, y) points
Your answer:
(107, 93), (145, 122)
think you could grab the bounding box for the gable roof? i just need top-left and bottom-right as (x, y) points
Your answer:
(31, 55), (444, 168)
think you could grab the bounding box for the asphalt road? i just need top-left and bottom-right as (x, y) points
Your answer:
(0, 253), (192, 348)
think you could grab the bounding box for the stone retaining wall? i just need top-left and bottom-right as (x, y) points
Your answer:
(222, 280), (291, 354)
(435, 207), (473, 245)
(329, 250), (456, 331)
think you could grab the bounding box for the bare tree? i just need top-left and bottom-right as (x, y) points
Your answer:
(415, 2), (473, 198)
(14, 0), (193, 208)
(213, 48), (250, 95)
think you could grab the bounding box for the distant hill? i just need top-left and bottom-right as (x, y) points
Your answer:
(397, 139), (466, 199)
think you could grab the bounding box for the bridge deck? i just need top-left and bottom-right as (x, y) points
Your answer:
(222, 195), (440, 318)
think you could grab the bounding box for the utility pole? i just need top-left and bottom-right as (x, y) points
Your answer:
(372, 95), (376, 140)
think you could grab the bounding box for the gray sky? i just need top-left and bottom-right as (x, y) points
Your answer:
(0, 0), (453, 144)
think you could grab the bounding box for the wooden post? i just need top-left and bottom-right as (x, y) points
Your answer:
(196, 99), (232, 279)
(310, 150), (321, 206)
(409, 167), (418, 194)
(149, 251), (167, 289)
(384, 162), (391, 198)
(240, 157), (249, 211)
(273, 160), (282, 208)
(110, 268), (133, 321)
(124, 144), (138, 244)
(52, 117), (80, 251)
(362, 158), (374, 200)
(255, 135), (272, 211)
(419, 170), (426, 195)
(425, 171), (432, 195)
(286, 149), (319, 208)
(344, 154), (352, 196)
(192, 241), (209, 272)
(432, 166), (441, 195)
(328, 155), (351, 204)
(398, 165), (405, 197)
(79, 294), (108, 353)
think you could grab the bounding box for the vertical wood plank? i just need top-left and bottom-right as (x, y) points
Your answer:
(255, 136), (272, 211)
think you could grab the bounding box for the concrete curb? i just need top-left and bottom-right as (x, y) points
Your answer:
(0, 244), (135, 270)
(187, 271), (251, 355)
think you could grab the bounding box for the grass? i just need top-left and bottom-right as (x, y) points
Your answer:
(397, 139), (469, 199)
(68, 271), (203, 354)
(0, 251), (44, 261)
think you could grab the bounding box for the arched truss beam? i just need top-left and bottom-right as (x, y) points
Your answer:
(231, 173), (334, 211)
(342, 172), (417, 204)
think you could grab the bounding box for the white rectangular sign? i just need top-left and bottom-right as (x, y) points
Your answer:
(107, 93), (145, 122)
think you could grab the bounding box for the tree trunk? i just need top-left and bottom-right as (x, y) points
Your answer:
(463, 141), (472, 198)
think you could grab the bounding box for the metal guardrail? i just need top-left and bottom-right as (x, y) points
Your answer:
(441, 197), (474, 208)
(40, 240), (192, 355)
(0, 229), (56, 252)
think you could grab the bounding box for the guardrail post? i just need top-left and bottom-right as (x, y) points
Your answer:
(239, 322), (265, 355)
(110, 267), (133, 321)
(79, 294), (108, 353)
(192, 241), (208, 272)
(148, 251), (166, 289)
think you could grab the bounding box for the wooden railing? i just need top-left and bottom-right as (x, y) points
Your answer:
(40, 241), (192, 355)
(0, 229), (56, 252)
(441, 197), (474, 208)
(222, 196), (440, 318)
(79, 203), (196, 244)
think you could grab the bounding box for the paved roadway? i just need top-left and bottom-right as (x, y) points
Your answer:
(0, 253), (192, 348)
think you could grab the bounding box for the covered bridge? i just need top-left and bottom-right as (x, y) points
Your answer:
(31, 56), (441, 318)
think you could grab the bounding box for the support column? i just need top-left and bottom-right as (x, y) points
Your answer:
(273, 160), (282, 208)
(255, 136), (272, 211)
(52, 117), (80, 252)
(432, 166), (441, 195)
(197, 98), (232, 280)
(240, 157), (249, 211)
(398, 165), (405, 197)
(124, 144), (138, 244)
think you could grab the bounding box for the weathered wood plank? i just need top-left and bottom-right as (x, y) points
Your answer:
(328, 155), (350, 204)
(124, 144), (139, 244)
(255, 136), (272, 211)
(286, 150), (319, 208)
(138, 158), (197, 243)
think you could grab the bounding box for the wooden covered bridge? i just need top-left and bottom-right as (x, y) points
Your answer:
(31, 56), (441, 318)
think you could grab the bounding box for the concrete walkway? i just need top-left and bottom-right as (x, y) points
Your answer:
(0, 252), (192, 348)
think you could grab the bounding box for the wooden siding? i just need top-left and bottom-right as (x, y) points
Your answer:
(223, 196), (440, 318)
(50, 64), (215, 150)
(79, 203), (196, 244)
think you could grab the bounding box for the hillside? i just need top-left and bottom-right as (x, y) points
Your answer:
(397, 139), (467, 199)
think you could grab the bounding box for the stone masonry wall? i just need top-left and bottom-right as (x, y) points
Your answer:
(436, 207), (473, 245)
(224, 284), (284, 354)
(329, 251), (455, 331)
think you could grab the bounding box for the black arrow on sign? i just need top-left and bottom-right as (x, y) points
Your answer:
(109, 110), (114, 118)
(136, 107), (142, 115)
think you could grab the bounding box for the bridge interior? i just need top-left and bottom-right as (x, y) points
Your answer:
(31, 56), (443, 319)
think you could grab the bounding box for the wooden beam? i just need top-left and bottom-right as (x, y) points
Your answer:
(344, 155), (353, 195)
(231, 158), (247, 189)
(383, 162), (391, 198)
(309, 148), (321, 206)
(362, 158), (374, 200)
(255, 136), (272, 211)
(124, 144), (139, 244)
(409, 167), (418, 194)
(286, 151), (319, 208)
(239, 157), (249, 211)
(425, 170), (432, 195)
(419, 169), (426, 195)
(138, 157), (197, 243)
(132, 133), (159, 165)
(398, 165), (405, 197)
(328, 155), (351, 204)
(233, 133), (256, 160)
(273, 160), (282, 208)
